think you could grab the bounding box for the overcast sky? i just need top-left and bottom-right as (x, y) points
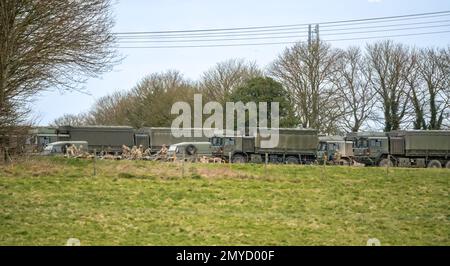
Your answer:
(33, 0), (450, 125)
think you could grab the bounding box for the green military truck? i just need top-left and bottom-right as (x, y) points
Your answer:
(317, 136), (354, 165)
(346, 130), (450, 168)
(57, 126), (135, 154)
(211, 128), (318, 164)
(137, 127), (214, 152)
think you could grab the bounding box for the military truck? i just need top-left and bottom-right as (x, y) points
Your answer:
(317, 136), (354, 165)
(27, 127), (66, 152)
(137, 127), (214, 152)
(346, 130), (450, 168)
(55, 126), (217, 154)
(57, 126), (135, 154)
(211, 128), (318, 164)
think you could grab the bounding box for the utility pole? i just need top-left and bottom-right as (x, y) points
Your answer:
(308, 24), (320, 47)
(308, 24), (312, 47)
(315, 24), (320, 43)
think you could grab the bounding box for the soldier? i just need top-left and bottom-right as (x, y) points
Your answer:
(143, 147), (152, 157)
(130, 146), (138, 160)
(322, 151), (328, 163)
(135, 146), (143, 160)
(334, 150), (342, 163)
(159, 144), (168, 155)
(155, 144), (168, 161)
(73, 144), (80, 156)
(66, 145), (74, 157)
(122, 145), (131, 159)
(77, 145), (87, 157)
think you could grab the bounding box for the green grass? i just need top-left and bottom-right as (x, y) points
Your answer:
(0, 157), (448, 246)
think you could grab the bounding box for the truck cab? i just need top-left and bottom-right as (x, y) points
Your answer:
(317, 136), (354, 165)
(346, 133), (388, 166)
(210, 136), (255, 163)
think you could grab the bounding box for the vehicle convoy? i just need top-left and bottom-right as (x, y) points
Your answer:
(317, 136), (354, 165)
(54, 126), (213, 154)
(346, 130), (450, 168)
(210, 128), (318, 164)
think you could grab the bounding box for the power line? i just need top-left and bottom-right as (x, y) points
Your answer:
(115, 30), (450, 49)
(115, 23), (450, 44)
(113, 10), (450, 35)
(116, 18), (450, 40)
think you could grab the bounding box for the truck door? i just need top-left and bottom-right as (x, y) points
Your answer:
(222, 137), (237, 156)
(368, 138), (388, 159)
(134, 134), (150, 149)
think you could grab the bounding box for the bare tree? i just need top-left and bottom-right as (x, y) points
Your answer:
(416, 47), (450, 129)
(366, 40), (411, 132)
(50, 113), (90, 127)
(0, 0), (117, 134)
(332, 47), (376, 132)
(128, 70), (196, 128)
(404, 48), (427, 129)
(441, 46), (450, 129)
(88, 91), (132, 126)
(199, 59), (262, 103)
(269, 41), (343, 134)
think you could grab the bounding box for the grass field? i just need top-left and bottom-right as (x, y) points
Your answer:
(0, 157), (448, 246)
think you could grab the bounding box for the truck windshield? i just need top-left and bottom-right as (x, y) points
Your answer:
(318, 142), (327, 151)
(356, 139), (369, 148)
(211, 137), (223, 146)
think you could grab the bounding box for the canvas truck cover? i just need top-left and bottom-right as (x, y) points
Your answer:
(255, 128), (318, 154)
(57, 126), (134, 151)
(390, 130), (450, 156)
(138, 127), (214, 151)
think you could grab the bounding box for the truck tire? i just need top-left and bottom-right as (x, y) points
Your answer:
(232, 154), (246, 164)
(285, 156), (299, 164)
(185, 144), (197, 156)
(446, 161), (450, 169)
(378, 158), (393, 167)
(427, 160), (442, 168)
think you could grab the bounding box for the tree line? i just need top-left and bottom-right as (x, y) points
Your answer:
(53, 40), (449, 134)
(1, 0), (116, 142)
(1, 1), (448, 141)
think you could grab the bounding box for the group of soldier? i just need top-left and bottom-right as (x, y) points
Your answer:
(64, 143), (173, 160)
(65, 144), (84, 157)
(122, 145), (152, 160)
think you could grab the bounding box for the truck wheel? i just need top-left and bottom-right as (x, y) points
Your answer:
(285, 156), (299, 164)
(446, 161), (450, 169)
(185, 144), (197, 156)
(427, 160), (442, 168)
(232, 154), (246, 163)
(378, 158), (393, 167)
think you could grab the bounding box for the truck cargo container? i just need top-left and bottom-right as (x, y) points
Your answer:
(346, 130), (450, 168)
(211, 128), (318, 164)
(57, 126), (135, 153)
(136, 127), (215, 151)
